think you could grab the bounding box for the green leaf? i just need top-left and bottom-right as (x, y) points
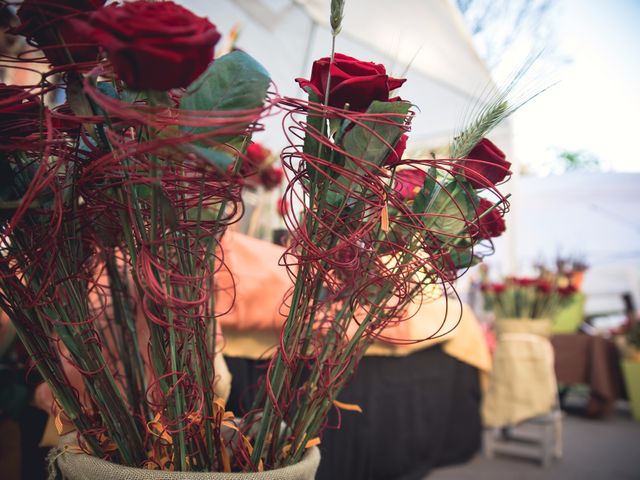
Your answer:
(446, 248), (481, 269)
(412, 166), (438, 214)
(302, 89), (326, 182)
(342, 100), (411, 169)
(423, 181), (478, 243)
(190, 145), (235, 171)
(180, 50), (270, 141)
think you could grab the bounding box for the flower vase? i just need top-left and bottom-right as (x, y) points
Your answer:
(51, 435), (320, 480)
(482, 318), (557, 427)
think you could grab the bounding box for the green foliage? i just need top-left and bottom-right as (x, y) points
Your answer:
(450, 101), (508, 158)
(420, 179), (478, 243)
(342, 101), (411, 168)
(180, 50), (270, 140)
(189, 145), (235, 170)
(181, 51), (270, 113)
(557, 149), (601, 172)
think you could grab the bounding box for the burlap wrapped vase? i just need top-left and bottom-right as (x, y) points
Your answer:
(482, 318), (558, 427)
(51, 435), (320, 480)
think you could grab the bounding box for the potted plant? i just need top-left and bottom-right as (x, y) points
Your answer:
(480, 277), (576, 427)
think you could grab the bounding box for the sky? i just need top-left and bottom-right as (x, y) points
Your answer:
(510, 0), (640, 173)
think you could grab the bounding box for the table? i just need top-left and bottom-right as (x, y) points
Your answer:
(551, 334), (625, 417)
(226, 344), (482, 480)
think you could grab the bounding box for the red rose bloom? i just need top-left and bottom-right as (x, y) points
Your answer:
(15, 0), (104, 67)
(295, 53), (406, 111)
(536, 280), (553, 294)
(514, 277), (537, 287)
(394, 168), (426, 201)
(384, 134), (408, 166)
(558, 285), (577, 297)
(475, 198), (506, 239)
(75, 1), (221, 91)
(459, 138), (511, 189)
(259, 165), (284, 190)
(491, 283), (506, 294)
(0, 84), (42, 146)
(246, 142), (271, 168)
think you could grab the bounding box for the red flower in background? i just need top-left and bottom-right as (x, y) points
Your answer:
(475, 198), (506, 239)
(536, 280), (553, 294)
(15, 0), (105, 67)
(459, 138), (511, 189)
(0, 84), (42, 146)
(74, 1), (220, 90)
(394, 168), (426, 202)
(296, 53), (406, 111)
(259, 165), (284, 190)
(246, 142), (271, 167)
(384, 134), (408, 166)
(514, 277), (537, 287)
(558, 285), (577, 297)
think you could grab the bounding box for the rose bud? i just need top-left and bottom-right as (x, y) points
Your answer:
(459, 138), (511, 189)
(246, 142), (271, 168)
(259, 165), (284, 190)
(384, 134), (408, 166)
(394, 168), (426, 202)
(295, 53), (406, 111)
(73, 1), (221, 91)
(474, 198), (506, 240)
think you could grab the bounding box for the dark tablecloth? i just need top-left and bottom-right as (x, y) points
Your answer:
(226, 344), (482, 480)
(551, 334), (625, 417)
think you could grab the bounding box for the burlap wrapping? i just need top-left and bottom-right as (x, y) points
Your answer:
(50, 435), (320, 480)
(482, 319), (558, 427)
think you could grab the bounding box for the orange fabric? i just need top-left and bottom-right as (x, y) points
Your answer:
(216, 234), (491, 374)
(216, 231), (290, 332)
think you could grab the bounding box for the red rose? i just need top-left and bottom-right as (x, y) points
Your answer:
(536, 280), (553, 294)
(558, 285), (577, 297)
(459, 138), (511, 189)
(259, 165), (284, 190)
(75, 1), (221, 91)
(491, 283), (506, 294)
(0, 84), (42, 146)
(246, 142), (271, 168)
(394, 168), (426, 202)
(514, 277), (537, 287)
(475, 198), (506, 239)
(15, 0), (105, 66)
(295, 53), (406, 111)
(384, 134), (408, 166)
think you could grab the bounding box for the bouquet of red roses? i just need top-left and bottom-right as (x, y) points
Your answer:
(246, 8), (517, 466)
(482, 276), (577, 320)
(1, 0), (273, 471)
(0, 0), (527, 474)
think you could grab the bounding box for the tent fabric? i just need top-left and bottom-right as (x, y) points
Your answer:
(488, 172), (640, 315)
(178, 0), (500, 147)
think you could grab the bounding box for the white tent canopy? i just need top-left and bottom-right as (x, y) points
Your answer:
(178, 0), (501, 148)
